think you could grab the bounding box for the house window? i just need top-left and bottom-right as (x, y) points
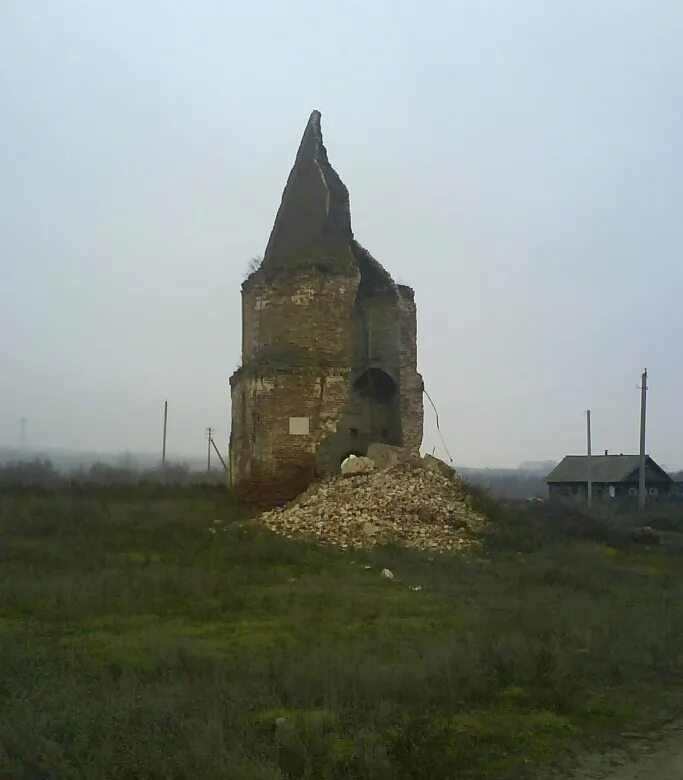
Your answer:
(649, 487), (658, 496)
(381, 428), (389, 440)
(629, 487), (638, 496)
(349, 427), (358, 439)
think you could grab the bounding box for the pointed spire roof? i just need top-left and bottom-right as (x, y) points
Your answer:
(261, 111), (354, 271)
(257, 112), (396, 297)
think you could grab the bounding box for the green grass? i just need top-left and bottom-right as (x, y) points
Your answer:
(1, 488), (683, 778)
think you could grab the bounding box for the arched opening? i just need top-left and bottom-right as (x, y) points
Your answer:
(314, 368), (402, 479)
(353, 368), (397, 404)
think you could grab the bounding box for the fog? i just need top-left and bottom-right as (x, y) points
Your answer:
(2, 1), (682, 468)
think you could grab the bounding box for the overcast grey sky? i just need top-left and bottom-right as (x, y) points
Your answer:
(2, 1), (682, 468)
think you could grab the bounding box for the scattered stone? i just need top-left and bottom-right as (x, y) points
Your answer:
(274, 716), (293, 742)
(421, 454), (456, 479)
(632, 525), (660, 544)
(341, 456), (376, 477)
(255, 462), (487, 552)
(380, 568), (395, 579)
(410, 585), (423, 592)
(367, 442), (414, 469)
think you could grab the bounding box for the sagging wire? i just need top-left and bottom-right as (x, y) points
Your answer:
(423, 387), (454, 463)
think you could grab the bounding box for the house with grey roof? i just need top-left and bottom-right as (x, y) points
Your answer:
(546, 454), (673, 502)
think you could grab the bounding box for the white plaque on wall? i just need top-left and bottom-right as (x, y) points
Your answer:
(288, 417), (310, 435)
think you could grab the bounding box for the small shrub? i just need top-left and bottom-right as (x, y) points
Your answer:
(244, 254), (264, 278)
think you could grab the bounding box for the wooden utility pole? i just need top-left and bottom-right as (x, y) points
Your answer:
(206, 427), (213, 473)
(586, 409), (592, 508)
(161, 400), (168, 479)
(209, 436), (229, 474)
(639, 369), (648, 509)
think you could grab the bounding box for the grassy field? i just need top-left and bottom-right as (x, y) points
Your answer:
(1, 487), (683, 779)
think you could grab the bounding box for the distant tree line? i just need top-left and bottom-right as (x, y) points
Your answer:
(0, 458), (227, 488)
(0, 458), (557, 499)
(458, 468), (549, 500)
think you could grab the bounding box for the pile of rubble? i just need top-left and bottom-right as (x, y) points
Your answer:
(255, 446), (487, 552)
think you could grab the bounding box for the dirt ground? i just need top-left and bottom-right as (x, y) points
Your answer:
(571, 721), (683, 779)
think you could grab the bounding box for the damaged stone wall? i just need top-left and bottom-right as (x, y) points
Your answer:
(229, 111), (423, 504)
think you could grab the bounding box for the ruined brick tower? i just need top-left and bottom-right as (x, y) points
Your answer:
(229, 111), (423, 503)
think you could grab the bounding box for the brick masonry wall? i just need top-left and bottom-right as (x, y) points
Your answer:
(230, 366), (351, 503)
(242, 265), (359, 366)
(230, 268), (424, 504)
(397, 287), (424, 452)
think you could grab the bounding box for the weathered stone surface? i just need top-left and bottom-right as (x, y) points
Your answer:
(256, 464), (487, 552)
(229, 112), (424, 504)
(341, 456), (375, 477)
(421, 454), (456, 480)
(631, 525), (660, 544)
(367, 442), (413, 469)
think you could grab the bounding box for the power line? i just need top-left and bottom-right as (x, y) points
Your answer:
(423, 388), (453, 463)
